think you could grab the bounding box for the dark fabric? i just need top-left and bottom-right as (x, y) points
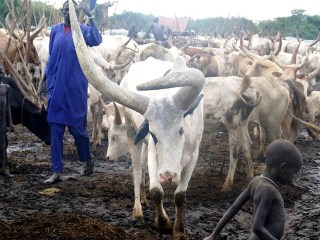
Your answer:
(50, 121), (90, 173)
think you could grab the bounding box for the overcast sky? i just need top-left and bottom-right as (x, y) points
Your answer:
(44, 0), (319, 21)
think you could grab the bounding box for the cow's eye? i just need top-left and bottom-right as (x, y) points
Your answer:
(112, 135), (118, 141)
(179, 127), (184, 135)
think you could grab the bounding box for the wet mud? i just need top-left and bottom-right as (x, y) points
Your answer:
(0, 124), (319, 240)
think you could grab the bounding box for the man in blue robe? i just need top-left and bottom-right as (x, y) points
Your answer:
(44, 0), (102, 183)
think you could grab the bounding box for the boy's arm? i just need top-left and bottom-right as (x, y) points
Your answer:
(252, 187), (278, 240)
(203, 185), (251, 240)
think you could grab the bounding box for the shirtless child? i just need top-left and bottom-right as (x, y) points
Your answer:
(203, 139), (303, 240)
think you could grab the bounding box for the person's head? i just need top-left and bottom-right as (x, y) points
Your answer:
(153, 17), (159, 23)
(265, 139), (302, 184)
(62, 0), (79, 26)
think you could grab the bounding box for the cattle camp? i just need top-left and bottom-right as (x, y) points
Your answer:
(1, 0), (320, 239)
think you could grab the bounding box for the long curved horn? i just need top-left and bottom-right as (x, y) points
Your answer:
(109, 58), (132, 70)
(115, 37), (132, 59)
(291, 41), (301, 64)
(69, 0), (149, 115)
(113, 102), (122, 125)
(308, 31), (320, 48)
(273, 34), (282, 56)
(137, 57), (205, 111)
(296, 51), (309, 70)
(236, 76), (262, 107)
(30, 15), (46, 40)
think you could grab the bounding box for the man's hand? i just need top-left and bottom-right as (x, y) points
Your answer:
(107, 0), (117, 7)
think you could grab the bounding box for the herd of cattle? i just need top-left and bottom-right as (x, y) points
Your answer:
(1, 5), (320, 238)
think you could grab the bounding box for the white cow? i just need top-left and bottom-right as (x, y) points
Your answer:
(71, 6), (205, 238)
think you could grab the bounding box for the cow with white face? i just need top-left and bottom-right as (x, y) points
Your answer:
(69, 1), (205, 238)
(121, 57), (204, 238)
(99, 100), (129, 161)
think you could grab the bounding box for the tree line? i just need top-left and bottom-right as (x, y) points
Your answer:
(1, 1), (320, 40)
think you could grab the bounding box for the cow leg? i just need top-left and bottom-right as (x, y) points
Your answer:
(258, 125), (266, 157)
(125, 121), (144, 220)
(221, 129), (240, 192)
(148, 139), (172, 233)
(150, 187), (172, 233)
(173, 192), (187, 240)
(240, 127), (253, 179)
(140, 143), (149, 207)
(131, 142), (144, 220)
(173, 146), (199, 239)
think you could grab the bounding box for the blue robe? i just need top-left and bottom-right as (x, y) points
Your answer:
(46, 23), (102, 126)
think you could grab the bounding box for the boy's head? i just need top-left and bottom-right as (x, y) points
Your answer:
(265, 139), (302, 184)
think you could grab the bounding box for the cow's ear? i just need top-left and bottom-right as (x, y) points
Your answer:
(184, 93), (204, 118)
(134, 119), (149, 145)
(272, 71), (282, 78)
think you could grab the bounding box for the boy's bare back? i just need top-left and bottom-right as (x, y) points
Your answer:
(247, 176), (285, 240)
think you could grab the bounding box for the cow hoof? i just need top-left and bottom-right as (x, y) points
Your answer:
(221, 184), (232, 193)
(173, 232), (188, 240)
(132, 209), (144, 221)
(156, 216), (172, 234)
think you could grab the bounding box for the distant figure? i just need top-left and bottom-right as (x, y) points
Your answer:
(203, 139), (303, 240)
(127, 25), (138, 39)
(145, 17), (166, 41)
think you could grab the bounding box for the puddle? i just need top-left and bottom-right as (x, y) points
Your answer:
(7, 142), (45, 155)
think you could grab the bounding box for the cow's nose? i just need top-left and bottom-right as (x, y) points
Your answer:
(105, 156), (114, 162)
(159, 171), (178, 183)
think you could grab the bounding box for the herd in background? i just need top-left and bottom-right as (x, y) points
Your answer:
(1, 5), (320, 238)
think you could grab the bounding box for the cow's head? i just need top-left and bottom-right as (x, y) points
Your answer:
(24, 105), (51, 145)
(105, 102), (128, 162)
(132, 58), (204, 184)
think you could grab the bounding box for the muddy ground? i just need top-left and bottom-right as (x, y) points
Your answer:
(0, 123), (319, 240)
